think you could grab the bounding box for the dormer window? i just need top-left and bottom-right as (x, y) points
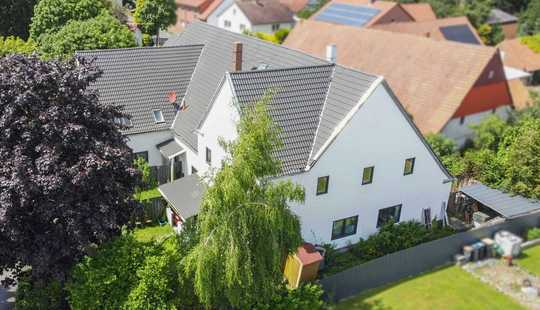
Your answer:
(114, 117), (132, 127)
(153, 110), (164, 123)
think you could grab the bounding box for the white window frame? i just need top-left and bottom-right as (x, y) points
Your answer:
(153, 110), (165, 123)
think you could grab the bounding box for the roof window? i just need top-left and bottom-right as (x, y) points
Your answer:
(153, 110), (165, 123)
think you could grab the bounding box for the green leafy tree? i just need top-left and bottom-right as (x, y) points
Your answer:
(478, 23), (505, 45)
(184, 100), (305, 308)
(134, 156), (158, 191)
(134, 0), (176, 46)
(0, 0), (37, 39)
(0, 36), (37, 57)
(470, 115), (509, 151)
(498, 117), (540, 198)
(460, 0), (493, 28)
(39, 12), (136, 60)
(425, 133), (464, 176)
(520, 0), (540, 35)
(494, 0), (530, 14)
(30, 0), (108, 41)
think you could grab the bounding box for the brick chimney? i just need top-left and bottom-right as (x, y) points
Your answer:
(233, 42), (243, 71)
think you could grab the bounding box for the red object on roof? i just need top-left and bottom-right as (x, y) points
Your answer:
(168, 91), (177, 104)
(296, 243), (323, 266)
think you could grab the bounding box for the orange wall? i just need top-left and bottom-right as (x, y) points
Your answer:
(453, 81), (512, 117)
(372, 5), (414, 25)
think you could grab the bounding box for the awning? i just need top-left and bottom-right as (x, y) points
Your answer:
(504, 66), (531, 81)
(460, 183), (540, 219)
(158, 174), (205, 220)
(157, 139), (184, 159)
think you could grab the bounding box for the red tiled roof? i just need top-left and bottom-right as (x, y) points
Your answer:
(401, 3), (437, 22)
(498, 38), (540, 72)
(296, 243), (323, 266)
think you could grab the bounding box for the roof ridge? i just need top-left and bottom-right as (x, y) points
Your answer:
(76, 44), (205, 55)
(228, 63), (336, 75)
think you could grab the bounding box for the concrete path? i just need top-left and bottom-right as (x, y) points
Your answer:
(0, 272), (15, 310)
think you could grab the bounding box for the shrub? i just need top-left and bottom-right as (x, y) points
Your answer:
(0, 36), (37, 56)
(15, 274), (63, 310)
(274, 28), (290, 44)
(257, 283), (327, 310)
(322, 220), (454, 276)
(527, 227), (540, 240)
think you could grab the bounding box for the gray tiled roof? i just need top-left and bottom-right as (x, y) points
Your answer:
(166, 21), (378, 168)
(157, 139), (185, 159)
(487, 8), (518, 25)
(159, 174), (204, 219)
(229, 65), (335, 175)
(77, 45), (204, 135)
(460, 183), (540, 219)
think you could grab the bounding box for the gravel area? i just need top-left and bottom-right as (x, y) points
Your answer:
(464, 259), (540, 310)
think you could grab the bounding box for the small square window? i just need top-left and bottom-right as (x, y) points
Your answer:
(224, 20), (231, 28)
(316, 176), (329, 195)
(488, 70), (494, 79)
(331, 215), (358, 240)
(404, 158), (415, 175)
(271, 23), (280, 31)
(377, 204), (402, 228)
(205, 147), (212, 164)
(362, 166), (374, 185)
(153, 110), (164, 123)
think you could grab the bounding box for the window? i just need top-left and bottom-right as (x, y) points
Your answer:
(232, 8), (236, 15)
(377, 204), (402, 228)
(459, 116), (465, 125)
(191, 166), (198, 174)
(153, 110), (164, 123)
(316, 176), (329, 195)
(488, 70), (494, 79)
(205, 147), (212, 164)
(403, 158), (415, 175)
(133, 151), (149, 162)
(362, 166), (374, 185)
(224, 20), (231, 28)
(331, 216), (358, 240)
(271, 24), (280, 31)
(114, 117), (132, 127)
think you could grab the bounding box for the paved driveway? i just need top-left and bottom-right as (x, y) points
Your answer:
(0, 272), (15, 310)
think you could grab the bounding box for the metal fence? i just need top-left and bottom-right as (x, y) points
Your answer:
(320, 211), (540, 302)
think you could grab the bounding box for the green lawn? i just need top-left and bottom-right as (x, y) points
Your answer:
(334, 266), (524, 310)
(133, 225), (173, 243)
(134, 187), (161, 202)
(517, 245), (540, 277)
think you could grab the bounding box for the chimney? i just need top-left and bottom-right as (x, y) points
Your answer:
(326, 44), (336, 63)
(233, 42), (243, 71)
(425, 32), (431, 38)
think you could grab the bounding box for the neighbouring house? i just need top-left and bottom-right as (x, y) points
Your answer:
(310, 0), (436, 28)
(498, 38), (540, 84)
(155, 21), (452, 248)
(169, 0), (216, 32)
(76, 46), (203, 176)
(487, 8), (519, 40)
(284, 20), (515, 146)
(372, 16), (483, 45)
(206, 0), (295, 34)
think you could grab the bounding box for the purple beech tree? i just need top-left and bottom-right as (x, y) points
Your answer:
(0, 55), (139, 286)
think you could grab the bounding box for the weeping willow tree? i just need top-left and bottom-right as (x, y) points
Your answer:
(184, 97), (305, 308)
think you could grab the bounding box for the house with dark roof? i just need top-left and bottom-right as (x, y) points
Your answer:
(284, 19), (515, 146)
(488, 8), (519, 40)
(154, 21), (453, 247)
(77, 45), (203, 169)
(206, 0), (295, 34)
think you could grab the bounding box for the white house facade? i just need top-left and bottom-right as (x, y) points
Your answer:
(169, 71), (452, 248)
(209, 0), (295, 34)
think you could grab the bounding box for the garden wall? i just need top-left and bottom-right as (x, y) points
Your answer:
(320, 211), (540, 302)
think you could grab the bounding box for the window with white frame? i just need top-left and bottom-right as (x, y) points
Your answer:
(224, 20), (232, 28)
(271, 24), (280, 31)
(153, 110), (165, 123)
(403, 157), (415, 175)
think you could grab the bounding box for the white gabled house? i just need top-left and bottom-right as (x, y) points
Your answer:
(156, 22), (453, 248)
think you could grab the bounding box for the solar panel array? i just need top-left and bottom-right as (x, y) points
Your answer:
(440, 25), (481, 45)
(314, 3), (381, 27)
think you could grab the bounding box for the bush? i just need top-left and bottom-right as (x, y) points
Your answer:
(15, 274), (63, 310)
(256, 283), (327, 310)
(274, 28), (290, 44)
(0, 36), (37, 56)
(322, 220), (454, 276)
(527, 227), (540, 240)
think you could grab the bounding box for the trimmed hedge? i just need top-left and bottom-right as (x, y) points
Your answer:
(321, 221), (455, 276)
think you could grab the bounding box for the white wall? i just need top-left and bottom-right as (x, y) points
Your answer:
(282, 85), (452, 248)
(212, 2), (294, 34)
(193, 81), (451, 248)
(441, 106), (512, 147)
(251, 22), (295, 34)
(126, 130), (172, 166)
(216, 3), (253, 33)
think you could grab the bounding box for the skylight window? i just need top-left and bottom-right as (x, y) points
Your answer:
(153, 110), (165, 123)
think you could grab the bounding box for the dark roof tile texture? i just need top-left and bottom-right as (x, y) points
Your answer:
(77, 45), (204, 135)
